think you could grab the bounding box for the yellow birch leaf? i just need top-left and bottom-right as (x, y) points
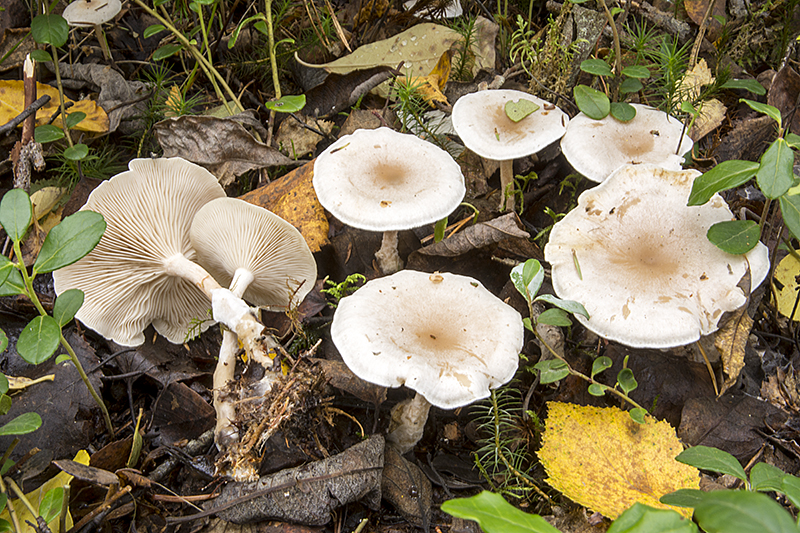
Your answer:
(239, 160), (329, 252)
(0, 80), (108, 133)
(396, 50), (452, 105)
(0, 450), (89, 533)
(775, 252), (800, 320)
(538, 402), (699, 520)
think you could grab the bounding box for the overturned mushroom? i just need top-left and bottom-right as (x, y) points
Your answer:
(543, 164), (769, 348)
(331, 270), (523, 453)
(451, 89), (568, 212)
(559, 104), (693, 183)
(313, 127), (465, 274)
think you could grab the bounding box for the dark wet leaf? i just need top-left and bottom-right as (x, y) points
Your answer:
(304, 66), (396, 117)
(418, 212), (529, 257)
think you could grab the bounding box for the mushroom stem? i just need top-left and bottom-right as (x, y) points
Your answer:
(386, 392), (432, 454)
(375, 230), (404, 275)
(499, 159), (514, 212)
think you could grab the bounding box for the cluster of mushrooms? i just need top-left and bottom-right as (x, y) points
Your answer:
(54, 87), (769, 481)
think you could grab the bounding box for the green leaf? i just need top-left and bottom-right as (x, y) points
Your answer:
(0, 256), (13, 289)
(0, 395), (9, 417)
(610, 101), (636, 122)
(619, 77), (643, 94)
(63, 144), (89, 161)
(511, 259), (544, 302)
(608, 503), (698, 533)
(53, 289), (84, 328)
(29, 50), (52, 63)
(0, 332), (6, 356)
(0, 269), (24, 297)
(780, 474), (800, 509)
(522, 317), (534, 332)
(588, 383), (607, 396)
(39, 487), (63, 524)
(574, 85), (610, 120)
(34, 124), (65, 143)
(0, 491), (6, 513)
(153, 44), (183, 61)
(659, 488), (706, 508)
(721, 79), (766, 96)
(621, 65), (650, 79)
(580, 58), (613, 77)
(757, 138), (794, 198)
(591, 356), (612, 378)
(538, 308), (572, 326)
(33, 210), (106, 274)
(707, 220), (761, 254)
(786, 132), (800, 150)
(675, 445), (747, 481)
(535, 359), (570, 384)
(0, 519), (10, 533)
(681, 100), (698, 115)
(0, 412), (42, 436)
(535, 294), (590, 318)
(0, 188), (32, 243)
(441, 491), (561, 533)
(740, 98), (782, 128)
(750, 462), (786, 492)
(629, 407), (647, 424)
(143, 24), (166, 39)
(64, 112), (86, 130)
(16, 316), (60, 365)
(263, 95), (307, 113)
(31, 14), (68, 48)
(693, 490), (798, 533)
(780, 193), (800, 241)
(504, 99), (540, 122)
(687, 160), (759, 206)
(434, 217), (447, 243)
(617, 368), (638, 394)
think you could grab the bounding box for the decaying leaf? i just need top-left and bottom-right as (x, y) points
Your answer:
(304, 66), (396, 117)
(677, 60), (726, 140)
(395, 50), (452, 105)
(417, 212), (529, 257)
(30, 186), (66, 220)
(538, 402), (699, 520)
(381, 445), (432, 529)
(713, 268), (753, 395)
(239, 161), (329, 252)
(211, 435), (384, 525)
(690, 98), (726, 141)
(0, 80), (108, 132)
(154, 115), (300, 186)
(768, 64), (800, 134)
(275, 115), (334, 157)
(774, 252), (800, 320)
(311, 358), (387, 405)
(684, 0), (725, 41)
(53, 459), (120, 487)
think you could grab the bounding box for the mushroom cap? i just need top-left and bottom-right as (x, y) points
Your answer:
(53, 157), (226, 346)
(62, 0), (122, 26)
(543, 164), (769, 348)
(190, 197), (318, 310)
(331, 270), (523, 409)
(312, 127), (465, 231)
(450, 89), (569, 161)
(560, 104), (694, 183)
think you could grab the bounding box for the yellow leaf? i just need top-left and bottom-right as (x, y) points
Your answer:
(30, 187), (66, 221)
(239, 160), (329, 252)
(396, 50), (452, 105)
(679, 59), (714, 101)
(538, 402), (699, 519)
(690, 98), (726, 141)
(0, 80), (108, 133)
(0, 450), (89, 533)
(714, 304), (753, 395)
(775, 252), (800, 320)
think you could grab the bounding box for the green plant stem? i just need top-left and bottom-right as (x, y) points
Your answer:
(11, 242), (115, 438)
(596, 0), (622, 98)
(759, 198), (772, 237)
(5, 479), (36, 516)
(0, 476), (22, 533)
(132, 0), (242, 114)
(48, 44), (74, 148)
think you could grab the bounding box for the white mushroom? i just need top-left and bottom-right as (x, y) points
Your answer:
(190, 197), (317, 447)
(559, 103), (694, 183)
(331, 270), (523, 453)
(543, 164), (769, 348)
(451, 89), (569, 212)
(313, 127), (465, 274)
(62, 0), (122, 61)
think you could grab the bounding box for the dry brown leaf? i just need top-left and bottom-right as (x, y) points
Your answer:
(714, 305), (753, 396)
(239, 161), (329, 252)
(396, 50), (452, 105)
(684, 0), (725, 40)
(0, 80), (108, 132)
(538, 402), (699, 520)
(275, 116), (334, 157)
(417, 212), (529, 257)
(690, 98), (726, 140)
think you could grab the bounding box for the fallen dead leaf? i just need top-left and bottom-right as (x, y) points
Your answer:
(0, 80), (108, 132)
(275, 115), (334, 157)
(417, 212), (529, 257)
(774, 252), (800, 320)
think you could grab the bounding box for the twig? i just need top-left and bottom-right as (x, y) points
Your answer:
(0, 96), (51, 136)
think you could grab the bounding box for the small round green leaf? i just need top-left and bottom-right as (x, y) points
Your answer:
(39, 487), (64, 524)
(65, 112), (87, 130)
(263, 94), (307, 113)
(676, 445), (747, 481)
(618, 77), (643, 95)
(0, 412), (42, 436)
(621, 65), (650, 79)
(143, 24), (166, 39)
(580, 58), (613, 77)
(0, 269), (25, 297)
(53, 289), (84, 327)
(628, 407), (647, 424)
(534, 294), (590, 318)
(588, 383), (607, 396)
(617, 368), (638, 394)
(0, 188), (32, 243)
(504, 98), (540, 122)
(34, 124), (65, 143)
(0, 519), (11, 533)
(780, 475), (800, 509)
(31, 14), (68, 48)
(511, 259), (544, 302)
(29, 50), (52, 63)
(63, 144), (89, 161)
(694, 490), (798, 533)
(535, 359), (570, 384)
(707, 220), (761, 255)
(538, 308), (572, 326)
(749, 462), (786, 492)
(756, 138), (794, 199)
(17, 316), (60, 364)
(610, 101), (636, 122)
(153, 44), (183, 61)
(591, 356), (612, 377)
(574, 85), (610, 120)
(34, 210), (106, 274)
